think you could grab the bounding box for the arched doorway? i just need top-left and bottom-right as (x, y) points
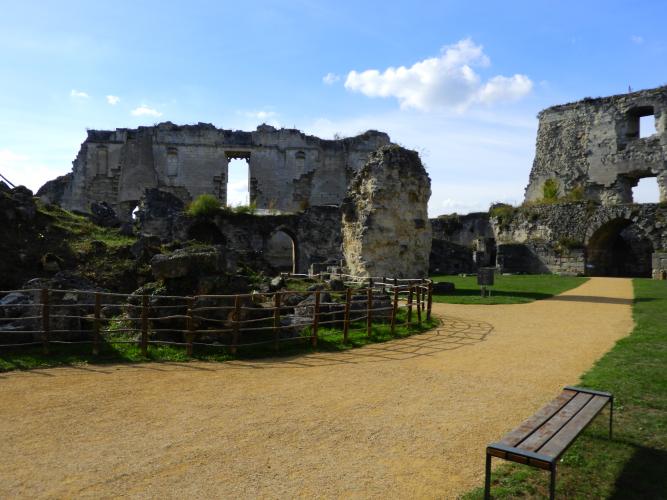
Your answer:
(264, 230), (297, 274)
(586, 219), (653, 277)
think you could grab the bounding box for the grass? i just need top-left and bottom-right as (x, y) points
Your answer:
(463, 278), (667, 499)
(431, 274), (589, 305)
(0, 309), (437, 372)
(38, 202), (135, 252)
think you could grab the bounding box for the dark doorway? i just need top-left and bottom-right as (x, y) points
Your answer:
(586, 219), (653, 277)
(187, 220), (226, 245)
(264, 230), (297, 274)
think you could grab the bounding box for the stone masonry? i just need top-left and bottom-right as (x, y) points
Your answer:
(524, 86), (667, 205)
(341, 145), (432, 278)
(38, 123), (390, 220)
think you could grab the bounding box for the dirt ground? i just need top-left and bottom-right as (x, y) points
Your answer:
(0, 277), (634, 499)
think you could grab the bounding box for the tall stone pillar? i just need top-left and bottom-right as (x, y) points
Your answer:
(341, 145), (432, 279)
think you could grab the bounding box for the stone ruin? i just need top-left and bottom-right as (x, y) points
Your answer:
(38, 122), (390, 220)
(342, 146), (431, 278)
(525, 85), (666, 204)
(37, 124), (431, 279)
(429, 85), (667, 279)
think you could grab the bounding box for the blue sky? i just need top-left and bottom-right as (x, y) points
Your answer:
(1, 0), (666, 214)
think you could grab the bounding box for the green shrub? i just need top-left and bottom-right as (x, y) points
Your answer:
(232, 202), (257, 214)
(187, 194), (221, 217)
(542, 179), (560, 201)
(564, 185), (585, 201)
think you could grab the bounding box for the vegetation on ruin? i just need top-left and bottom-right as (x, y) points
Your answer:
(430, 274), (588, 304)
(231, 202), (257, 214)
(542, 178), (560, 201)
(488, 203), (518, 231)
(0, 309), (437, 372)
(186, 193), (222, 217)
(463, 279), (667, 498)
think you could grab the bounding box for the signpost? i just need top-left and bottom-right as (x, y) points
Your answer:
(477, 267), (495, 297)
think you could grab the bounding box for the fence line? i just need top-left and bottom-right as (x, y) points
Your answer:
(0, 279), (433, 357)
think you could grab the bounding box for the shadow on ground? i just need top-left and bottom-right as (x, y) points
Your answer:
(609, 446), (667, 499)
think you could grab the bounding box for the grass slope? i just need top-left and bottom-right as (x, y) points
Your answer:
(431, 274), (588, 305)
(464, 279), (667, 499)
(0, 310), (437, 372)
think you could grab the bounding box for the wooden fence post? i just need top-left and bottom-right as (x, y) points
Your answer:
(41, 288), (50, 355)
(416, 285), (422, 328)
(186, 297), (195, 357)
(312, 290), (320, 348)
(390, 286), (399, 336)
(273, 293), (281, 352)
(92, 292), (101, 355)
(427, 282), (433, 322)
(232, 295), (241, 354)
(406, 286), (414, 328)
(141, 295), (149, 357)
(366, 287), (373, 337)
(343, 288), (351, 344)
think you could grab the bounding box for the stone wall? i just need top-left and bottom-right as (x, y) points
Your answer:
(491, 202), (667, 276)
(38, 122), (390, 219)
(525, 86), (667, 205)
(429, 213), (495, 274)
(341, 145), (431, 278)
(137, 190), (342, 275)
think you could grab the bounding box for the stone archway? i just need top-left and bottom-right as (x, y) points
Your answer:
(264, 228), (298, 274)
(585, 218), (653, 277)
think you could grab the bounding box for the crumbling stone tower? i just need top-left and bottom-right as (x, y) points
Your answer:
(524, 86), (667, 205)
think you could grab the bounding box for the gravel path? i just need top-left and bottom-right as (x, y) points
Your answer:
(0, 277), (634, 499)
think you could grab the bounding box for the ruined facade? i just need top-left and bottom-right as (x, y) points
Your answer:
(38, 123), (390, 219)
(524, 86), (667, 204)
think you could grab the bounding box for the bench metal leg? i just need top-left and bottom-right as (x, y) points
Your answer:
(484, 452), (491, 499)
(609, 396), (614, 440)
(550, 464), (557, 500)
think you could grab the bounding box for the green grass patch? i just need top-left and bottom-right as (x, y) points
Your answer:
(37, 202), (135, 251)
(464, 279), (667, 498)
(0, 310), (437, 372)
(430, 274), (588, 305)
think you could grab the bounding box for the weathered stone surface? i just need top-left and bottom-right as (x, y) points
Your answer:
(90, 201), (121, 227)
(341, 145), (431, 278)
(136, 188), (185, 240)
(491, 202), (667, 277)
(37, 123), (390, 219)
(525, 85), (667, 205)
(151, 247), (225, 280)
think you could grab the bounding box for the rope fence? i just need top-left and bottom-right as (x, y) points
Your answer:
(0, 277), (433, 356)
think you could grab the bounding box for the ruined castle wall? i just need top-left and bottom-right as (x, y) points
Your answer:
(525, 86), (667, 205)
(38, 123), (390, 219)
(491, 202), (667, 275)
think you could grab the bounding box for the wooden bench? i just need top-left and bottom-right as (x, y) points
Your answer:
(484, 386), (613, 499)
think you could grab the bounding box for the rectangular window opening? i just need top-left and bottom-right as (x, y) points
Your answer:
(640, 115), (657, 138)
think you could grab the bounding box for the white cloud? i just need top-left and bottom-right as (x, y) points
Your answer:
(106, 95), (120, 105)
(131, 105), (162, 117)
(305, 107), (536, 216)
(243, 110), (277, 120)
(70, 89), (89, 99)
(477, 74), (533, 104)
(344, 39), (532, 111)
(631, 35), (644, 44)
(0, 149), (67, 193)
(322, 72), (341, 85)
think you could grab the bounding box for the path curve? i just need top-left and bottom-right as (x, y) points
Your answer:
(0, 278), (634, 498)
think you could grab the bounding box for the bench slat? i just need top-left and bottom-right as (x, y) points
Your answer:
(499, 389), (577, 447)
(517, 392), (593, 453)
(539, 395), (610, 458)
